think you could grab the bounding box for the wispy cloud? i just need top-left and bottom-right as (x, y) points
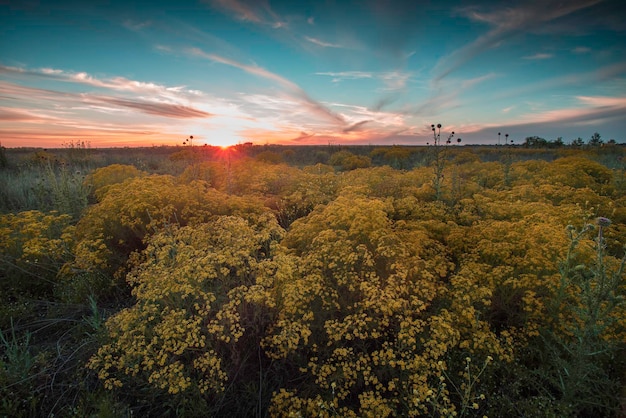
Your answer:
(316, 70), (412, 91)
(435, 0), (602, 80)
(371, 95), (400, 112)
(343, 119), (372, 133)
(405, 71), (496, 118)
(484, 95), (626, 137)
(186, 47), (345, 125)
(461, 72), (498, 89)
(1, 79), (212, 121)
(0, 64), (203, 100)
(493, 61), (626, 100)
(123, 19), (151, 32)
(92, 97), (212, 118)
(304, 36), (343, 49)
(0, 107), (58, 122)
(572, 46), (591, 54)
(379, 71), (412, 91)
(523, 53), (553, 60)
(316, 71), (374, 82)
(206, 0), (286, 28)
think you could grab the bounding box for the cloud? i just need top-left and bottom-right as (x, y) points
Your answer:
(523, 53), (554, 60)
(0, 79), (211, 121)
(186, 47), (345, 125)
(206, 0), (285, 28)
(123, 19), (151, 31)
(435, 0), (602, 80)
(529, 95), (626, 125)
(0, 64), (203, 100)
(316, 70), (412, 91)
(403, 71), (496, 118)
(0, 80), (77, 104)
(577, 96), (626, 107)
(460, 72), (498, 89)
(92, 97), (212, 118)
(328, 102), (407, 134)
(343, 120), (372, 133)
(493, 61), (626, 100)
(572, 46), (591, 54)
(291, 131), (315, 142)
(465, 95), (626, 142)
(0, 107), (58, 122)
(316, 71), (374, 82)
(154, 44), (173, 53)
(304, 36), (343, 48)
(379, 71), (412, 91)
(371, 95), (400, 112)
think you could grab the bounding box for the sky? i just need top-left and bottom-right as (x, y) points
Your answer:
(1, 0), (625, 148)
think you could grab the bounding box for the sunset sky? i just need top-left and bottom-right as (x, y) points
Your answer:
(1, 0), (625, 148)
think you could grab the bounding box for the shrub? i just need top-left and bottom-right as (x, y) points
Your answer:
(84, 164), (144, 201)
(0, 210), (75, 305)
(88, 214), (283, 415)
(330, 151), (371, 170)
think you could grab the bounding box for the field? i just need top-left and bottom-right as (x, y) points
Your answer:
(1, 143), (625, 417)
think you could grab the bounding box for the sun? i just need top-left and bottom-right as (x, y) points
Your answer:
(200, 126), (245, 148)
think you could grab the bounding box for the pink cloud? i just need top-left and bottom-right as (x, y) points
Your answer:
(0, 64), (202, 100)
(520, 95), (626, 123)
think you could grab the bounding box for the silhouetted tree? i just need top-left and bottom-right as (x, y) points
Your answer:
(524, 136), (548, 147)
(571, 137), (585, 146)
(588, 132), (603, 146)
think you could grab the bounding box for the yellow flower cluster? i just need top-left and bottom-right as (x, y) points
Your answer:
(88, 214), (283, 396)
(1, 210), (75, 295)
(79, 154), (625, 416)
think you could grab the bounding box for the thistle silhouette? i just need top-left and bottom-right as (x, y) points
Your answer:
(429, 123), (461, 201)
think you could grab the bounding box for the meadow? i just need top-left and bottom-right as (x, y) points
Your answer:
(1, 142), (625, 417)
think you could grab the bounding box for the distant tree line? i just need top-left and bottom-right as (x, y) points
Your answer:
(523, 132), (618, 148)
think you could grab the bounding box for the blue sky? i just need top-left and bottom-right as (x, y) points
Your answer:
(1, 0), (625, 147)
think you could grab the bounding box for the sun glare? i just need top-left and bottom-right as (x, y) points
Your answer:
(214, 136), (241, 148)
(202, 126), (245, 148)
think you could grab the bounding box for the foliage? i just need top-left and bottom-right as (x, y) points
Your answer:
(263, 192), (502, 416)
(370, 146), (415, 169)
(1, 149), (625, 417)
(87, 215), (283, 415)
(0, 210), (75, 305)
(538, 218), (625, 416)
(330, 150), (372, 170)
(427, 124), (461, 201)
(84, 164), (145, 201)
(0, 161), (90, 219)
(64, 174), (268, 302)
(0, 144), (7, 169)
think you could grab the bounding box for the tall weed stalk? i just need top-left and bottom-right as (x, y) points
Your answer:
(542, 217), (626, 416)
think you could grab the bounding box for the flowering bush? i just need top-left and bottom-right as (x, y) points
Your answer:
(88, 214), (283, 412)
(4, 152), (623, 417)
(260, 193), (507, 416)
(84, 164), (145, 201)
(0, 210), (74, 303)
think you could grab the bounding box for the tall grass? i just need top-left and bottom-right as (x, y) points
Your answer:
(0, 161), (90, 220)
